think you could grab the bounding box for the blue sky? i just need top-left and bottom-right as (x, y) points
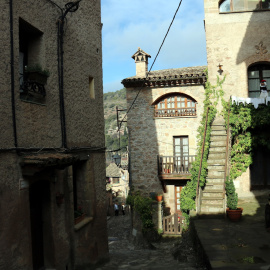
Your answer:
(101, 0), (207, 93)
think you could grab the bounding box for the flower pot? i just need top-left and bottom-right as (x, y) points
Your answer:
(226, 208), (243, 221)
(26, 71), (49, 85)
(156, 195), (163, 202)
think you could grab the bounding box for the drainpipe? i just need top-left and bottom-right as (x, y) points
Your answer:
(57, 17), (67, 148)
(9, 0), (18, 148)
(57, 1), (81, 148)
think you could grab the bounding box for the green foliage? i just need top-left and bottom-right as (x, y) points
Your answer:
(225, 179), (238, 210)
(25, 64), (50, 77)
(104, 88), (126, 100)
(226, 103), (270, 181)
(126, 190), (155, 230)
(180, 72), (224, 215)
(104, 88), (128, 152)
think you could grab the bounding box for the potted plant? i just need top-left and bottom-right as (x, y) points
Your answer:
(225, 179), (243, 221)
(156, 193), (163, 202)
(25, 64), (50, 84)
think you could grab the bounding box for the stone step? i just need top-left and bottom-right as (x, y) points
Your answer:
(204, 186), (224, 192)
(202, 192), (223, 200)
(210, 140), (226, 147)
(207, 163), (225, 172)
(200, 207), (225, 214)
(206, 173), (224, 179)
(205, 183), (224, 190)
(206, 178), (224, 184)
(212, 117), (225, 125)
(210, 136), (227, 142)
(207, 159), (226, 165)
(201, 197), (224, 205)
(208, 171), (225, 177)
(209, 146), (226, 153)
(211, 125), (225, 131)
(211, 130), (227, 136)
(208, 152), (226, 159)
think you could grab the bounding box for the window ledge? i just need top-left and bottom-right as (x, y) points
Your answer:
(74, 216), (93, 231)
(219, 9), (270, 14)
(154, 116), (197, 119)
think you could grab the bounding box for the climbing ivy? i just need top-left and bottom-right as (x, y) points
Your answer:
(224, 102), (270, 181)
(180, 72), (225, 219)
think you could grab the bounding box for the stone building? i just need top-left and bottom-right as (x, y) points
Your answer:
(0, 1), (108, 269)
(106, 163), (129, 202)
(204, 0), (270, 197)
(122, 48), (207, 215)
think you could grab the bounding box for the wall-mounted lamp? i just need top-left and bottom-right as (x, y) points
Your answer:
(218, 64), (223, 75)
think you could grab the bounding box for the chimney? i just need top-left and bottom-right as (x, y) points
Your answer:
(131, 48), (151, 77)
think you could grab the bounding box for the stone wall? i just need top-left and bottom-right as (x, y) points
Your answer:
(126, 84), (205, 212)
(204, 0), (270, 198)
(0, 1), (108, 269)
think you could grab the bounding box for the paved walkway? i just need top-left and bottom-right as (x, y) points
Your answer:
(193, 198), (270, 270)
(96, 214), (207, 270)
(97, 197), (270, 270)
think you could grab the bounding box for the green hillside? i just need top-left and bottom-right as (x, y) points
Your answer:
(103, 88), (128, 152)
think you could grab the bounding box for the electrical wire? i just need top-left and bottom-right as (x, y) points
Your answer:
(45, 0), (63, 11)
(117, 0), (183, 132)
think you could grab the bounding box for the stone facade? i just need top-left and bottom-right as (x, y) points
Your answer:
(122, 49), (207, 215)
(106, 163), (129, 202)
(204, 0), (270, 197)
(0, 1), (108, 270)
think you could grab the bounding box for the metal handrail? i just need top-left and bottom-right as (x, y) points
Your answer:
(224, 101), (231, 202)
(196, 107), (209, 208)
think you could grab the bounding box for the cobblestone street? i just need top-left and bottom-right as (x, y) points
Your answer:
(96, 214), (208, 270)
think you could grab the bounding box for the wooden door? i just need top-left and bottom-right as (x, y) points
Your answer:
(250, 147), (270, 189)
(29, 181), (45, 270)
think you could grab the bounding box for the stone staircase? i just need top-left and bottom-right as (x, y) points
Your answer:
(199, 116), (227, 217)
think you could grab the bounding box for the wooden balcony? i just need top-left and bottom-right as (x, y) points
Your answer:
(158, 155), (195, 180)
(155, 107), (196, 117)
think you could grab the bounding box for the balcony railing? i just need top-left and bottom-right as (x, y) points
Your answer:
(155, 107), (196, 117)
(20, 73), (46, 97)
(158, 155), (195, 177)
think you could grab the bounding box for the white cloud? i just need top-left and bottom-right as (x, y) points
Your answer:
(101, 0), (207, 91)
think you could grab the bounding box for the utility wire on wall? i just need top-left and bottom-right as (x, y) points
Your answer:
(117, 0), (183, 132)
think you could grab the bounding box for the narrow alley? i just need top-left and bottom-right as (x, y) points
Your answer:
(96, 213), (208, 270)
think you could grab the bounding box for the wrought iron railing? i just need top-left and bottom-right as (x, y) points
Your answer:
(155, 107), (196, 117)
(19, 74), (46, 97)
(158, 155), (196, 175)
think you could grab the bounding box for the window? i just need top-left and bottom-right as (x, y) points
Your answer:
(89, 76), (95, 99)
(112, 178), (120, 184)
(19, 18), (46, 101)
(248, 63), (270, 97)
(174, 136), (189, 172)
(219, 0), (270, 12)
(154, 94), (196, 117)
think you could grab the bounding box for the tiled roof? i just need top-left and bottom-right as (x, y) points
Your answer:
(106, 163), (121, 177)
(122, 66), (207, 88)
